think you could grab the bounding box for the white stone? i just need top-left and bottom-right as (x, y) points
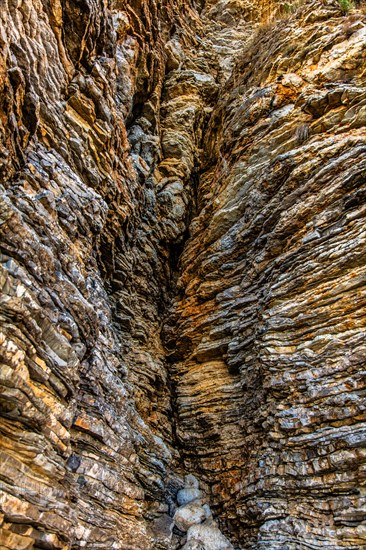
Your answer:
(183, 520), (234, 550)
(177, 474), (202, 505)
(174, 500), (206, 532)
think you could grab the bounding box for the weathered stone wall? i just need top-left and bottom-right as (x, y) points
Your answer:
(1, 0), (366, 548)
(0, 0), (183, 548)
(169, 1), (366, 548)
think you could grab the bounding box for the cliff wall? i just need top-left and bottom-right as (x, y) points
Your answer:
(1, 0), (366, 548)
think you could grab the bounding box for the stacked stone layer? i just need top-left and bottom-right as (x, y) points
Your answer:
(170, 2), (366, 548)
(1, 0), (366, 549)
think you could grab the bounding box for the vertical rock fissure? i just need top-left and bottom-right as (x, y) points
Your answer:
(96, 2), (258, 546)
(2, 0), (366, 549)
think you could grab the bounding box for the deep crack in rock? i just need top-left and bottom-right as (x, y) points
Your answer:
(1, 0), (366, 548)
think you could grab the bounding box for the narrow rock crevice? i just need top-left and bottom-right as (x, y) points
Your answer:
(1, 0), (366, 549)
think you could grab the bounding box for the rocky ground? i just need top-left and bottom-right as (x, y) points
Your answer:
(1, 0), (366, 548)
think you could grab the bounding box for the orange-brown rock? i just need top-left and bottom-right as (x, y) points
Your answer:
(1, 0), (366, 548)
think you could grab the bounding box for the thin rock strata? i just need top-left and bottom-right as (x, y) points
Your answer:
(0, 0), (248, 548)
(169, 2), (366, 548)
(1, 0), (366, 549)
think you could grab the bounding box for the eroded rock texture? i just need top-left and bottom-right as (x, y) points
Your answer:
(1, 0), (366, 548)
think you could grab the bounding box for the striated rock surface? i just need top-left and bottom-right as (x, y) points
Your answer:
(169, 2), (366, 548)
(1, 0), (366, 548)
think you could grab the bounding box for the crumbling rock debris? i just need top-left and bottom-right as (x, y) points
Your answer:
(1, 0), (366, 548)
(174, 475), (234, 550)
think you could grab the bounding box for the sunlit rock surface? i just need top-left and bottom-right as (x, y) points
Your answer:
(1, 0), (366, 548)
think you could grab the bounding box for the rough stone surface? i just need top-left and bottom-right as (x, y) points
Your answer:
(177, 475), (202, 507)
(183, 520), (234, 550)
(1, 0), (366, 549)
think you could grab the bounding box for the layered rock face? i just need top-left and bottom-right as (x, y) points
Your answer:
(1, 0), (366, 549)
(0, 1), (195, 548)
(169, 3), (366, 548)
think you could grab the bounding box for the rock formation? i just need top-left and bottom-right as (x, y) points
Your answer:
(1, 0), (366, 548)
(173, 474), (234, 549)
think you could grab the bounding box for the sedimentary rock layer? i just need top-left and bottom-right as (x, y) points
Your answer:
(1, 0), (366, 549)
(0, 0), (183, 548)
(169, 2), (366, 548)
